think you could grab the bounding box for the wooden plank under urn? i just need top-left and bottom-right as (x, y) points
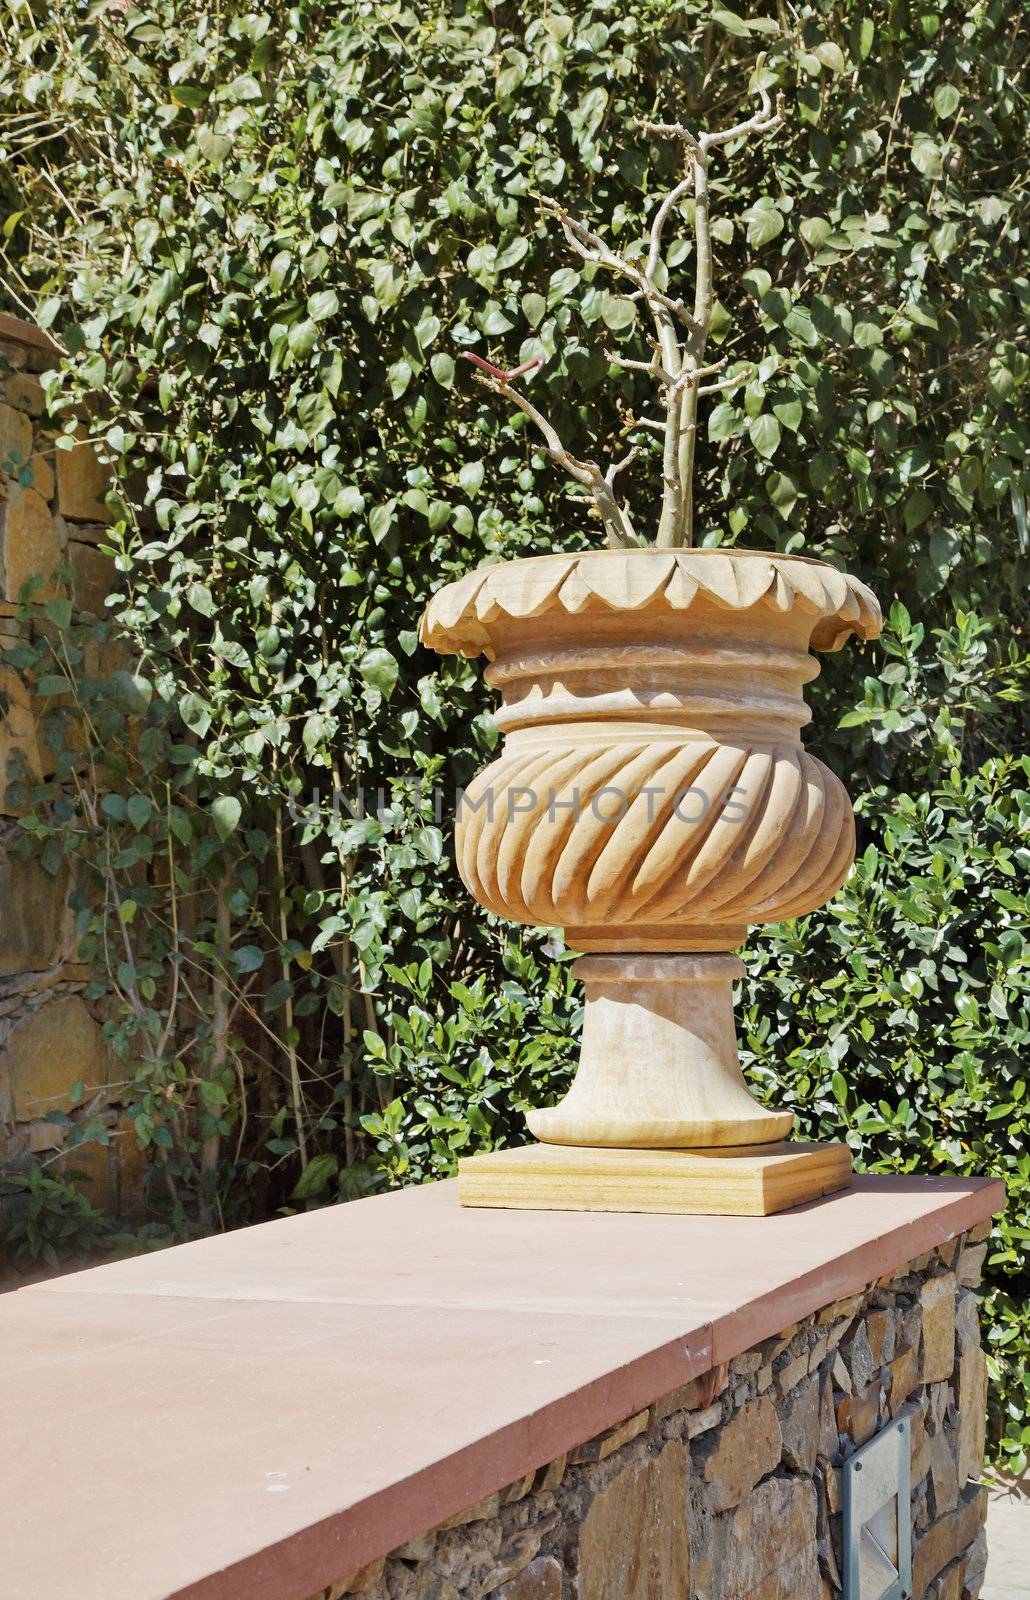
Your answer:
(421, 549), (881, 1215)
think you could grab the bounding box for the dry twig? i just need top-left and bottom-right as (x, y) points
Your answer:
(463, 62), (786, 548)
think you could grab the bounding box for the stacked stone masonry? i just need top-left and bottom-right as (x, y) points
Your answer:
(0, 315), (141, 1225)
(311, 1225), (992, 1600)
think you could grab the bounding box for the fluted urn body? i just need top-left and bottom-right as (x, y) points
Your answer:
(421, 549), (880, 1149)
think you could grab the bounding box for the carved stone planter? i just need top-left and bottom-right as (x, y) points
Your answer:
(421, 549), (881, 1209)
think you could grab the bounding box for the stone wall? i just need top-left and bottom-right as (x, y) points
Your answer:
(0, 314), (143, 1227)
(312, 1223), (992, 1600)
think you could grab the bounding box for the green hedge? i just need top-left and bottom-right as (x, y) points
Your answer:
(1, 0), (1027, 1465)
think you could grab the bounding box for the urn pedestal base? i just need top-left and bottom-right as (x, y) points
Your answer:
(457, 1140), (853, 1217)
(527, 953), (794, 1150)
(461, 952), (853, 1216)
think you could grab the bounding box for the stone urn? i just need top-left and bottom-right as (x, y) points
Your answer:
(420, 549), (880, 1197)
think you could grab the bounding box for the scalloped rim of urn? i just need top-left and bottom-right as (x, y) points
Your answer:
(420, 548), (882, 660)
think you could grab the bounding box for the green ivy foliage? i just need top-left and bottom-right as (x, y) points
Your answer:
(0, 0), (1027, 1462)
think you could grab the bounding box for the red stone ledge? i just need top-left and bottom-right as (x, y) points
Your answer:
(0, 312), (61, 356)
(0, 1171), (1002, 1600)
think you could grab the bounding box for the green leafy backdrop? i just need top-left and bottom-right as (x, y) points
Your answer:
(0, 0), (1027, 1465)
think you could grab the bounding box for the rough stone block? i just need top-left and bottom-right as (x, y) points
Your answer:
(0, 337), (28, 369)
(954, 1290), (980, 1355)
(113, 1113), (148, 1216)
(3, 994), (113, 1119)
(535, 1454), (566, 1493)
(865, 1307), (896, 1367)
(957, 1242), (988, 1289)
(500, 1472), (535, 1507)
(4, 373), (45, 416)
(913, 1484), (987, 1598)
(0, 402), (33, 477)
(1, 484), (61, 602)
(492, 1556), (561, 1599)
(1, 664), (43, 812)
(68, 539), (115, 617)
(482, 1523), (551, 1593)
(897, 1399), (931, 1483)
(0, 849), (70, 973)
(897, 1299), (923, 1357)
(927, 1428), (959, 1518)
(816, 1292), (864, 1327)
(954, 1347), (987, 1488)
(569, 1407), (649, 1464)
(324, 1559), (387, 1598)
(55, 429), (110, 523)
(436, 1493), (500, 1530)
(928, 1381), (956, 1434)
(806, 1332), (830, 1373)
(58, 1133), (116, 1212)
(392, 1532), (435, 1561)
(889, 1343), (920, 1412)
(835, 1381), (881, 1447)
(686, 1403), (723, 1440)
(694, 1475), (821, 1600)
(653, 1374), (720, 1420)
(575, 1439), (689, 1600)
(781, 1373), (821, 1475)
(929, 1559), (962, 1600)
(27, 452), (55, 502)
(840, 1324), (876, 1391)
(28, 1118), (65, 1152)
(696, 1395), (781, 1511)
(921, 1274), (957, 1384)
(817, 1371), (838, 1462)
(960, 1527), (988, 1594)
(774, 1350), (809, 1399)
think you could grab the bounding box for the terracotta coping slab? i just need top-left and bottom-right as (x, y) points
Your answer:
(0, 1171), (1002, 1600)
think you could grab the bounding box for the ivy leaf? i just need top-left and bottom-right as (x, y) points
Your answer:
(308, 289), (339, 322)
(369, 502), (395, 543)
(186, 582), (215, 616)
(767, 471), (799, 517)
(360, 647), (399, 699)
(711, 7), (750, 36)
(749, 414), (782, 458)
(934, 84), (960, 120)
(388, 360), (413, 399)
(600, 293), (636, 332)
(771, 393), (803, 432)
(211, 796), (241, 840)
(904, 490), (934, 532)
(127, 794), (152, 831)
(744, 201), (784, 247)
(292, 1153), (338, 1200)
(911, 136), (944, 178)
(708, 403), (742, 441)
(287, 319), (318, 357)
(180, 693), (211, 737)
(800, 217), (832, 247)
(459, 461), (484, 497)
(812, 41), (846, 73)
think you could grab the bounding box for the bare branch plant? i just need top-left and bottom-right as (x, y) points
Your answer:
(464, 67), (785, 551)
